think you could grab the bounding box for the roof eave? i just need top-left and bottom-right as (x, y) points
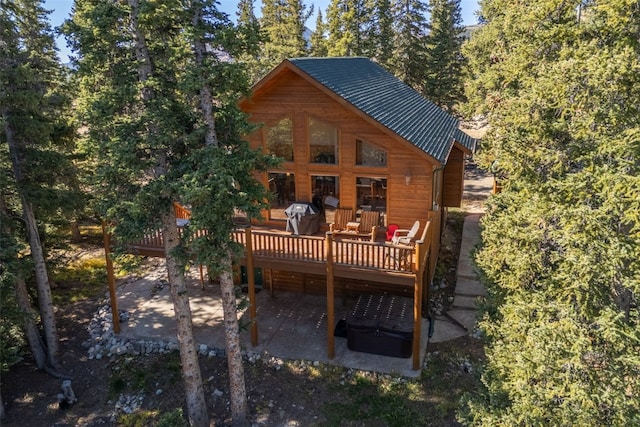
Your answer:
(239, 60), (295, 109)
(453, 140), (473, 156)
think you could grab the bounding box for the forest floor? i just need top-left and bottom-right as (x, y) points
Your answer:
(1, 166), (489, 427)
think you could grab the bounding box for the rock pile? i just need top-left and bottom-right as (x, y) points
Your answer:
(110, 393), (145, 421)
(83, 302), (219, 359)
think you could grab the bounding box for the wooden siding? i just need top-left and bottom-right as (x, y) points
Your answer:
(258, 270), (415, 299)
(242, 71), (437, 233)
(442, 145), (465, 207)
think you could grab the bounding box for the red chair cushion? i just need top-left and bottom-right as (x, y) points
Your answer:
(386, 224), (399, 241)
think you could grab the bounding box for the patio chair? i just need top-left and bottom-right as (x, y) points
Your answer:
(385, 224), (399, 241)
(329, 208), (354, 233)
(358, 210), (380, 242)
(385, 221), (420, 269)
(391, 220), (420, 245)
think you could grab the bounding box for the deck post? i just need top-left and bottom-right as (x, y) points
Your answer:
(101, 221), (121, 334)
(198, 265), (205, 290)
(426, 219), (434, 308)
(412, 240), (424, 370)
(245, 226), (258, 346)
(325, 232), (335, 359)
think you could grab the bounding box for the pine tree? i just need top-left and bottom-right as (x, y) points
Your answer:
(260, 0), (309, 69)
(68, 0), (210, 423)
(310, 9), (329, 56)
(326, 0), (375, 56)
(390, 0), (429, 90)
(186, 1), (277, 423)
(460, 1), (640, 425)
(422, 0), (465, 112)
(235, 0), (265, 83)
(371, 0), (394, 68)
(67, 1), (276, 424)
(0, 0), (79, 377)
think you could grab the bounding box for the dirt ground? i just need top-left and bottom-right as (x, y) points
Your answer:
(1, 168), (486, 427)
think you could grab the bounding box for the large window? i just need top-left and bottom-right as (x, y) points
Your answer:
(266, 117), (293, 162)
(356, 139), (387, 167)
(268, 172), (296, 220)
(311, 175), (339, 221)
(309, 117), (338, 164)
(356, 177), (387, 226)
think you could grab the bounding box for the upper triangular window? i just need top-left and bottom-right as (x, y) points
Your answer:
(265, 117), (293, 162)
(356, 139), (387, 167)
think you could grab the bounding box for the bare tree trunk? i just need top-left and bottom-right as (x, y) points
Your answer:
(13, 242), (67, 378)
(162, 212), (209, 427)
(15, 276), (48, 369)
(4, 111), (60, 370)
(0, 393), (5, 421)
(127, 2), (209, 424)
(0, 193), (66, 378)
(0, 195), (47, 369)
(190, 5), (249, 424)
(191, 4), (218, 148)
(21, 197), (59, 368)
(219, 253), (249, 426)
(70, 219), (82, 243)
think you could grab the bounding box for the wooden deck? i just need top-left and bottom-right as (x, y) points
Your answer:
(125, 202), (438, 286)
(128, 221), (432, 285)
(106, 212), (439, 371)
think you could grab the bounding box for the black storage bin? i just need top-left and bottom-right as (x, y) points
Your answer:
(346, 294), (414, 358)
(240, 266), (263, 288)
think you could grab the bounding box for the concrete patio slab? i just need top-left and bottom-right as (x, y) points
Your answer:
(114, 273), (433, 378)
(428, 318), (468, 343)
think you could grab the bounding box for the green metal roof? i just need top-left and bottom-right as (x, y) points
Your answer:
(453, 128), (477, 152)
(288, 57), (475, 164)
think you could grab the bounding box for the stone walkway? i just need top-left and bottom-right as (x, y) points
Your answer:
(429, 166), (493, 342)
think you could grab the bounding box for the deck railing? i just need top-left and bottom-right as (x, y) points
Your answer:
(232, 230), (327, 263)
(231, 229), (418, 273)
(129, 215), (431, 275)
(126, 203), (430, 275)
(134, 229), (165, 249)
(173, 202), (192, 219)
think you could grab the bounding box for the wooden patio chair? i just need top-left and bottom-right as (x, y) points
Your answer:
(358, 210), (380, 242)
(329, 208), (354, 233)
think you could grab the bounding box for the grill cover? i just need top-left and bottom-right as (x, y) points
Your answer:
(285, 202), (320, 235)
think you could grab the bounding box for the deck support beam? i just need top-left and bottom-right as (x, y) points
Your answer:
(325, 232), (335, 359)
(199, 265), (205, 289)
(245, 227), (258, 346)
(412, 219), (434, 370)
(102, 221), (121, 334)
(412, 240), (424, 370)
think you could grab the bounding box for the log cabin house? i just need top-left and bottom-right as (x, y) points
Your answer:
(235, 57), (476, 367)
(238, 57), (475, 291)
(108, 57), (476, 370)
